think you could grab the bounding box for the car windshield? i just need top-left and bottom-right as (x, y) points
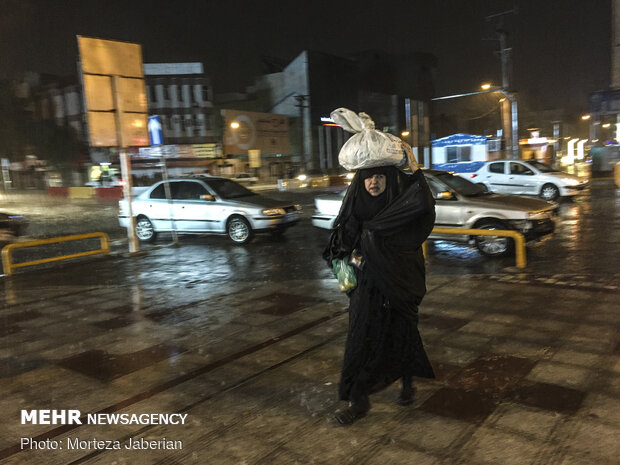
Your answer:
(527, 160), (559, 172)
(431, 172), (488, 196)
(206, 178), (257, 199)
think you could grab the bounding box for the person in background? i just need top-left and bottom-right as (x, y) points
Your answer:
(323, 164), (436, 425)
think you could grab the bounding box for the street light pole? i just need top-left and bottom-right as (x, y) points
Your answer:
(294, 95), (309, 170)
(486, 7), (519, 159)
(499, 88), (519, 160)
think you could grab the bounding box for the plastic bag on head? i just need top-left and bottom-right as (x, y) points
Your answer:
(330, 107), (416, 171)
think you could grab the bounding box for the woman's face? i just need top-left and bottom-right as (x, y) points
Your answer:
(364, 174), (387, 196)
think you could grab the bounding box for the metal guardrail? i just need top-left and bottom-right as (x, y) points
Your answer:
(423, 227), (526, 269)
(1, 232), (110, 276)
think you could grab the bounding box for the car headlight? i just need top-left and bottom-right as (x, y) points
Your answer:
(564, 178), (579, 186)
(527, 210), (550, 220)
(294, 204), (302, 211)
(508, 219), (533, 231)
(262, 208), (286, 216)
(297, 174), (307, 181)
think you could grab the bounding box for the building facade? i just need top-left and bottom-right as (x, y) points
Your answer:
(219, 50), (437, 173)
(143, 63), (217, 145)
(17, 63), (218, 185)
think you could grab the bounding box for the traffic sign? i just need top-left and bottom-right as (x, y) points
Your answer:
(148, 116), (163, 146)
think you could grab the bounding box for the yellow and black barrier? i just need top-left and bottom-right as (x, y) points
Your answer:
(1, 232), (110, 276)
(422, 227), (526, 269)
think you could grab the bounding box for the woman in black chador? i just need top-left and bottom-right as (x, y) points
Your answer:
(323, 165), (436, 425)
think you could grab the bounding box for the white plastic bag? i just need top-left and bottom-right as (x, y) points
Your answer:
(331, 107), (418, 171)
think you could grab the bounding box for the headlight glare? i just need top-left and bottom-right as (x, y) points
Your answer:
(262, 208), (286, 216)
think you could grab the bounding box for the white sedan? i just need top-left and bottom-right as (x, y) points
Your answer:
(442, 160), (588, 201)
(119, 176), (300, 244)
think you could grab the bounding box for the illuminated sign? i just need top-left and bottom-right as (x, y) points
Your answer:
(320, 116), (339, 127)
(432, 133), (487, 147)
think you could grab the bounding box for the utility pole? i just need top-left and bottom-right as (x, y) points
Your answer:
(485, 8), (519, 159)
(294, 95), (309, 170)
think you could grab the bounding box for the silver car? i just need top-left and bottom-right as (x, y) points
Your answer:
(312, 170), (557, 256)
(119, 176), (300, 244)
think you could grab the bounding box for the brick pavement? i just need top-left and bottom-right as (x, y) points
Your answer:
(0, 249), (618, 465)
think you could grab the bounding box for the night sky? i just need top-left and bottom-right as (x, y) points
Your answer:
(0, 0), (612, 113)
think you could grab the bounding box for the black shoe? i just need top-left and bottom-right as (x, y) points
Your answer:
(397, 386), (416, 406)
(334, 398), (370, 425)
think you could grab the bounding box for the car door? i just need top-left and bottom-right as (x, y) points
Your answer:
(482, 161), (508, 193)
(426, 176), (464, 229)
(506, 162), (538, 195)
(143, 182), (175, 231)
(170, 180), (216, 232)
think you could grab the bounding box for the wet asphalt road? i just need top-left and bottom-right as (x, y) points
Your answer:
(1, 185), (619, 281)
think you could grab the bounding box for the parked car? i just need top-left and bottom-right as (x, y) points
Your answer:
(0, 211), (27, 244)
(312, 170), (558, 256)
(436, 160), (588, 201)
(232, 173), (258, 185)
(119, 176), (300, 244)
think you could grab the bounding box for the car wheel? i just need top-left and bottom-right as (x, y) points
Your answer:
(540, 183), (560, 201)
(474, 220), (512, 257)
(135, 216), (157, 242)
(227, 216), (253, 244)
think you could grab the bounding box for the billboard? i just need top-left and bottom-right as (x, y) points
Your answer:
(78, 36), (144, 78)
(222, 110), (290, 155)
(137, 144), (222, 159)
(77, 36), (149, 147)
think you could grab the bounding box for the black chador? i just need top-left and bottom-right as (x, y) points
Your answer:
(323, 166), (436, 424)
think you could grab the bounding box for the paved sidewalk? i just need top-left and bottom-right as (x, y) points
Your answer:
(0, 248), (618, 465)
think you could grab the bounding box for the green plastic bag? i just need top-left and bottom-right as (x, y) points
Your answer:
(332, 258), (357, 293)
